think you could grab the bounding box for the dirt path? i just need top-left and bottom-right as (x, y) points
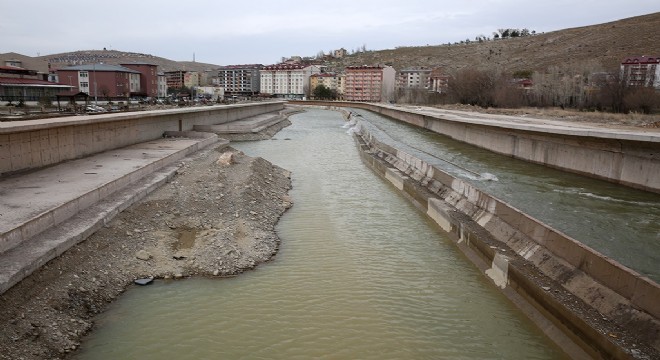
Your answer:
(0, 145), (293, 359)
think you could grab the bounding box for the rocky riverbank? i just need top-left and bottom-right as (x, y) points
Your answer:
(0, 145), (293, 360)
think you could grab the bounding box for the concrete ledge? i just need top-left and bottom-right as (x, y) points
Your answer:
(0, 164), (178, 295)
(0, 102), (283, 175)
(291, 100), (660, 194)
(0, 134), (223, 255)
(192, 107), (301, 135)
(353, 120), (660, 358)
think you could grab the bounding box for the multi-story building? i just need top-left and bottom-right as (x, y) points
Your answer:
(430, 68), (450, 93)
(620, 55), (660, 89)
(157, 73), (167, 98)
(164, 70), (185, 89)
(260, 63), (321, 99)
(121, 62), (158, 98)
(397, 68), (431, 89)
(183, 72), (199, 88)
(56, 64), (141, 99)
(217, 64), (263, 96)
(337, 73), (346, 99)
(310, 73), (337, 90)
(344, 65), (396, 102)
(0, 60), (71, 102)
(310, 73), (342, 99)
(333, 48), (348, 58)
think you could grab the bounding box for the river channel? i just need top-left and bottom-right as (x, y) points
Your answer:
(350, 108), (660, 282)
(74, 109), (566, 359)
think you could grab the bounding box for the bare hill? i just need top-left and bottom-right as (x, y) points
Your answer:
(326, 12), (660, 73)
(0, 50), (219, 74)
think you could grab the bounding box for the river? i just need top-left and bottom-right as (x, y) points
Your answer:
(74, 108), (566, 359)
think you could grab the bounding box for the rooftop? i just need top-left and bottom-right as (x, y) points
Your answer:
(58, 64), (141, 74)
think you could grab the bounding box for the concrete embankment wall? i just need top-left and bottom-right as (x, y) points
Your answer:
(353, 120), (659, 359)
(292, 100), (660, 194)
(0, 101), (285, 175)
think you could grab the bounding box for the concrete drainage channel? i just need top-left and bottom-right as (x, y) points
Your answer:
(352, 119), (659, 360)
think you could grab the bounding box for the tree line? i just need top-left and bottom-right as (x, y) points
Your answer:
(443, 62), (660, 114)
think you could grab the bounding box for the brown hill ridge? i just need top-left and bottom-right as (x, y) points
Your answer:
(328, 12), (660, 73)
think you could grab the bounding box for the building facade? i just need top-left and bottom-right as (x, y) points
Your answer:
(620, 55), (660, 89)
(0, 63), (71, 102)
(344, 65), (396, 102)
(56, 64), (141, 99)
(430, 68), (450, 93)
(260, 63), (321, 99)
(333, 48), (348, 58)
(396, 68), (431, 89)
(183, 72), (199, 88)
(121, 62), (158, 98)
(164, 70), (185, 89)
(157, 73), (167, 98)
(217, 64), (263, 95)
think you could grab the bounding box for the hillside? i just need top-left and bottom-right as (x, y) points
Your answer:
(2, 12), (659, 76)
(0, 50), (219, 74)
(326, 12), (660, 73)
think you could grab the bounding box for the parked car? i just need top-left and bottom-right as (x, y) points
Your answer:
(85, 104), (106, 113)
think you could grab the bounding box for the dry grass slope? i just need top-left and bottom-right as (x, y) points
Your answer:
(327, 12), (660, 73)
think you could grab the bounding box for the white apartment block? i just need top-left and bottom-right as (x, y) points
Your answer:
(397, 68), (432, 89)
(621, 55), (660, 89)
(260, 63), (321, 99)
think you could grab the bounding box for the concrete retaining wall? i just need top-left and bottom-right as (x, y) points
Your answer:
(0, 102), (285, 175)
(292, 101), (660, 194)
(353, 120), (659, 359)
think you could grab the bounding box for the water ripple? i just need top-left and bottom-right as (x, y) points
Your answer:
(75, 109), (566, 360)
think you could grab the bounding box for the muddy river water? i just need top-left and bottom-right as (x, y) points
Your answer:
(73, 109), (585, 359)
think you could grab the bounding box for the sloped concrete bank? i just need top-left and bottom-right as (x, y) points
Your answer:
(0, 101), (285, 176)
(353, 119), (659, 360)
(291, 100), (660, 194)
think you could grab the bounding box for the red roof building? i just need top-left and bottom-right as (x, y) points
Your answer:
(56, 64), (141, 99)
(0, 64), (71, 102)
(620, 56), (660, 89)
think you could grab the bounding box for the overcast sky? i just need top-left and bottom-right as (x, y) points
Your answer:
(2, 0), (658, 65)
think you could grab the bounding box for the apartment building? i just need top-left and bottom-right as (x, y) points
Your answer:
(217, 64), (263, 95)
(310, 73), (338, 90)
(620, 55), (660, 89)
(57, 64), (140, 99)
(396, 68), (431, 89)
(121, 62), (158, 98)
(310, 73), (343, 99)
(430, 68), (450, 93)
(333, 48), (348, 58)
(344, 65), (396, 102)
(260, 63), (321, 99)
(157, 73), (167, 98)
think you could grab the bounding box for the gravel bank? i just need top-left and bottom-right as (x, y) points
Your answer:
(0, 145), (293, 360)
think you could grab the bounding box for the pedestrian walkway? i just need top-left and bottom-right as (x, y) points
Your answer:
(0, 132), (223, 294)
